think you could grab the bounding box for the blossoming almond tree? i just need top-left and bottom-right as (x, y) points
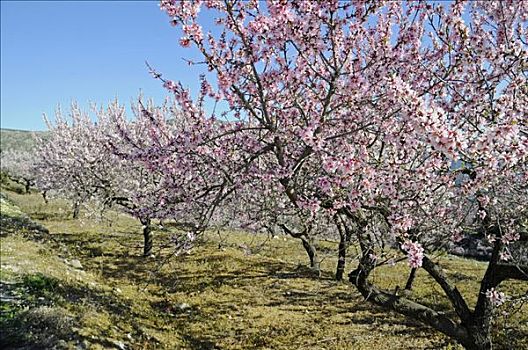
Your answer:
(100, 98), (208, 255)
(107, 94), (268, 238)
(35, 105), (107, 218)
(96, 100), (170, 256)
(0, 149), (38, 194)
(35, 101), (181, 256)
(151, 1), (527, 348)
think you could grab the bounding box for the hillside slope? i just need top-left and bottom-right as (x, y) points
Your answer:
(0, 129), (48, 153)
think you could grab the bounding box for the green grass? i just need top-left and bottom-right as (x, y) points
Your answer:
(1, 189), (526, 349)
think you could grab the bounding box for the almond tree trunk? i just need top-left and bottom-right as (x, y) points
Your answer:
(280, 224), (320, 276)
(404, 268), (417, 291)
(72, 201), (80, 219)
(140, 217), (153, 257)
(334, 215), (352, 281)
(24, 179), (31, 194)
(347, 232), (527, 349)
(41, 190), (48, 204)
(301, 236), (320, 275)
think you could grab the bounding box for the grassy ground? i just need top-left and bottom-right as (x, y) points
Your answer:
(1, 184), (526, 349)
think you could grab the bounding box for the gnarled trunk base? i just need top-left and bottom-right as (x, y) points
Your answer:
(335, 236), (347, 281)
(301, 236), (320, 275)
(72, 201), (80, 219)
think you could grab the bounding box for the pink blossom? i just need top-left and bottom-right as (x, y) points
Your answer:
(501, 231), (520, 245)
(499, 250), (512, 261)
(485, 288), (506, 307)
(451, 228), (464, 243)
(401, 241), (424, 268)
(182, 23), (203, 42)
(179, 37), (191, 48)
(163, 80), (178, 92)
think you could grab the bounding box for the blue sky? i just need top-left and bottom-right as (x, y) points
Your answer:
(1, 1), (210, 131)
(1, 1), (471, 132)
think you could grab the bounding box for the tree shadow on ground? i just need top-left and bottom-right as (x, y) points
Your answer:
(20, 229), (524, 350)
(29, 211), (71, 221)
(181, 334), (219, 350)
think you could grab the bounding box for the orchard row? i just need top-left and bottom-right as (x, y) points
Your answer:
(1, 2), (526, 349)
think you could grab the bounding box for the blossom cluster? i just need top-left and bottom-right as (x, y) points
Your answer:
(152, 0), (528, 263)
(401, 241), (424, 268)
(486, 288), (507, 307)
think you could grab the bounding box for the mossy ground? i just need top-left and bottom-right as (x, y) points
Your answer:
(1, 183), (526, 349)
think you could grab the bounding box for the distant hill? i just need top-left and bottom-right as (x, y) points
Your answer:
(0, 128), (48, 153)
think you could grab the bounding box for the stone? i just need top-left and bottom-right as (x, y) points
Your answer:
(76, 340), (90, 350)
(56, 340), (68, 349)
(176, 302), (191, 311)
(111, 340), (126, 350)
(69, 259), (83, 269)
